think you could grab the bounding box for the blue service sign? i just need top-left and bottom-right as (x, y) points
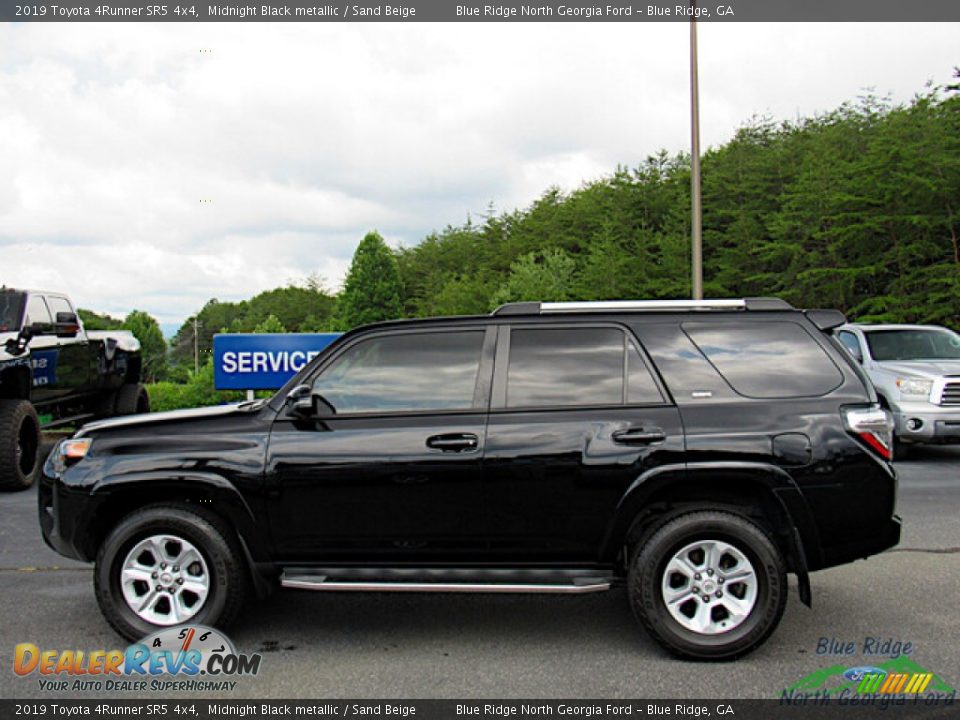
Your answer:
(213, 333), (341, 391)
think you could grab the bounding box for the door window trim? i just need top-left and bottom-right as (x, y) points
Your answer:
(296, 325), (497, 418)
(490, 322), (671, 412)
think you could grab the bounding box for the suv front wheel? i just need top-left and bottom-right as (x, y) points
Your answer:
(95, 505), (247, 641)
(628, 510), (787, 661)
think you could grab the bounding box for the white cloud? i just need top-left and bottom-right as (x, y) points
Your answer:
(0, 21), (956, 328)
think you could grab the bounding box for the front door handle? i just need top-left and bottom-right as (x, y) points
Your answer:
(612, 428), (666, 445)
(426, 433), (479, 453)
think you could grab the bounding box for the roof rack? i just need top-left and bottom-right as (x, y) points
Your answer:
(491, 297), (794, 316)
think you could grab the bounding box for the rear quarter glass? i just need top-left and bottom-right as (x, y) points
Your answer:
(682, 320), (844, 399)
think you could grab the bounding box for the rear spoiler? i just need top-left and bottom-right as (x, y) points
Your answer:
(805, 309), (846, 331)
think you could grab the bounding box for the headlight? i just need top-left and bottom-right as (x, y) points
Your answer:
(57, 438), (92, 470)
(896, 378), (933, 398)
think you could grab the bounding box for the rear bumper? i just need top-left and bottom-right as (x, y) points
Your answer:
(818, 514), (901, 569)
(801, 451), (901, 571)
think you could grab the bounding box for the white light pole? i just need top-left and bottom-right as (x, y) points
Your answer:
(689, 4), (703, 300)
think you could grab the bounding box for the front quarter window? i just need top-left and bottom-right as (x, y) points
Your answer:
(311, 330), (484, 414)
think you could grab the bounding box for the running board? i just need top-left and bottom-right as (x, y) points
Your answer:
(280, 568), (612, 594)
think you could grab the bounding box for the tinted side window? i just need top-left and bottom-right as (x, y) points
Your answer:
(312, 331), (484, 414)
(46, 296), (73, 319)
(836, 331), (862, 359)
(24, 295), (52, 330)
(506, 327), (661, 408)
(0, 291), (25, 332)
(683, 321), (843, 399)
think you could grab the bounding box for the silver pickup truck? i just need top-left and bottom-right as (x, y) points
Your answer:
(835, 323), (960, 454)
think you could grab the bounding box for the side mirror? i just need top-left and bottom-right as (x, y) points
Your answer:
(286, 384), (314, 417)
(5, 325), (34, 356)
(54, 312), (80, 338)
(285, 384), (335, 418)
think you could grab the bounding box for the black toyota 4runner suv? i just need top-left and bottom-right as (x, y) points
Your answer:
(40, 298), (900, 660)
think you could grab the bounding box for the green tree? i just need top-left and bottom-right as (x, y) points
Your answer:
(78, 308), (123, 330)
(300, 313), (335, 332)
(122, 310), (168, 382)
(169, 280), (334, 366)
(253, 314), (287, 333)
(491, 248), (578, 307)
(334, 231), (405, 330)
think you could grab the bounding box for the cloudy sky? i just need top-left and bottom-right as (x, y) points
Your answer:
(0, 22), (956, 334)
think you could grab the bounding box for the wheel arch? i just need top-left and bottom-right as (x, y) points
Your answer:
(83, 473), (273, 588)
(601, 462), (821, 604)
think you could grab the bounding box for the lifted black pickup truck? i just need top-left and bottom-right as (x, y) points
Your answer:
(0, 288), (149, 489)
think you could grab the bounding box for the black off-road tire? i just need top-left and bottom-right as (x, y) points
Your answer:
(96, 390), (117, 418)
(0, 399), (41, 490)
(627, 510), (787, 661)
(95, 505), (247, 641)
(114, 383), (150, 416)
(893, 436), (913, 461)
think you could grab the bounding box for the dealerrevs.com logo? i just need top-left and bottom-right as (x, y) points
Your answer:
(13, 625), (262, 692)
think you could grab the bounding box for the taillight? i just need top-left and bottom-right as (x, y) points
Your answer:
(843, 406), (894, 461)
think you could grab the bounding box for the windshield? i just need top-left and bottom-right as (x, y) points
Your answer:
(0, 291), (25, 333)
(865, 328), (960, 361)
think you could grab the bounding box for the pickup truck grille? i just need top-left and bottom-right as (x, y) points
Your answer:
(941, 381), (960, 406)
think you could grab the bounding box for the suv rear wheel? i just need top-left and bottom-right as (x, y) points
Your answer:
(95, 505), (246, 641)
(628, 510), (787, 661)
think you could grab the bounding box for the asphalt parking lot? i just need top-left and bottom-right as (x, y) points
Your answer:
(1, 443), (958, 700)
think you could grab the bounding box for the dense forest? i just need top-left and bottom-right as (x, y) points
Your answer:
(97, 76), (958, 392)
(395, 84), (959, 327)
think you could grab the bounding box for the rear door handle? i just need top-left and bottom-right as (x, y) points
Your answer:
(426, 433), (479, 453)
(612, 428), (666, 445)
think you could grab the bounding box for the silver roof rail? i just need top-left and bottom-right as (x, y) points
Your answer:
(542, 299), (746, 313)
(491, 297), (792, 316)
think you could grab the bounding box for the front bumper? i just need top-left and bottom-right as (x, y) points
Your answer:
(38, 466), (94, 562)
(892, 401), (960, 444)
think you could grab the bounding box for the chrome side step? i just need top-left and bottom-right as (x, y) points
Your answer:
(280, 573), (611, 594)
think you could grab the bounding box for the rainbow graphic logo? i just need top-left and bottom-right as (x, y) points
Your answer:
(855, 671), (934, 694)
(782, 655), (955, 700)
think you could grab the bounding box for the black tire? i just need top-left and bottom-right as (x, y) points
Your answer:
(114, 383), (150, 416)
(627, 510), (787, 661)
(0, 399), (41, 490)
(96, 390), (117, 418)
(95, 505), (247, 641)
(894, 436), (913, 461)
